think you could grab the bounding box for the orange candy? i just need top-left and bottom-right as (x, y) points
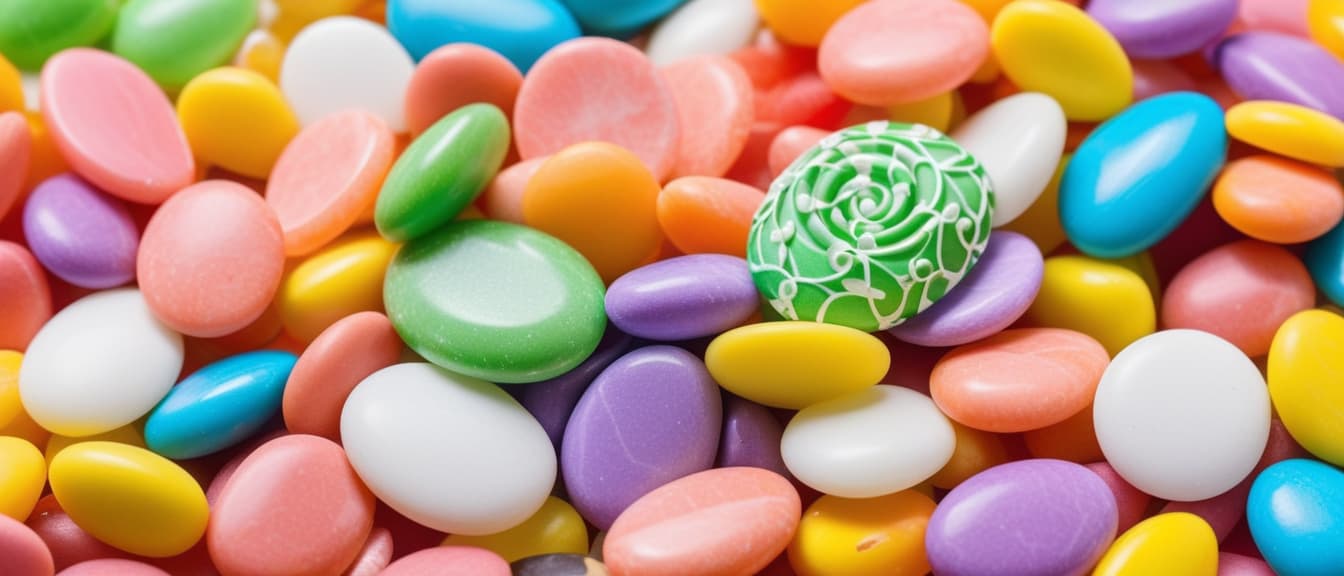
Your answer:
(0, 112), (28, 221)
(657, 176), (765, 258)
(282, 311), (403, 442)
(404, 44), (523, 137)
(928, 422), (1011, 489)
(0, 242), (51, 351)
(662, 55), (755, 179)
(1212, 155), (1344, 244)
(1022, 403), (1105, 464)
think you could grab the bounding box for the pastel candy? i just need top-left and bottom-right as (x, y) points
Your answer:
(1268, 310), (1344, 467)
(1214, 32), (1344, 119)
(1092, 513), (1218, 575)
(282, 311), (403, 442)
(706, 322), (890, 409)
(0, 111), (30, 220)
(176, 66), (299, 179)
(512, 327), (631, 452)
(1247, 459), (1344, 575)
(442, 496), (588, 562)
(61, 560), (169, 576)
(0, 0), (117, 71)
(560, 0), (687, 37)
(717, 395), (789, 477)
(1225, 100), (1344, 167)
(1308, 220), (1344, 306)
(1085, 462), (1152, 533)
(278, 231), (398, 343)
(645, 0), (758, 66)
(605, 254), (757, 341)
(662, 55), (754, 179)
(1023, 255), (1156, 356)
(928, 422), (1011, 490)
(380, 547), (510, 576)
(0, 514), (54, 576)
(656, 176), (763, 257)
(0, 242), (52, 351)
(950, 93), (1066, 227)
(386, 0), (581, 70)
(111, 0), (256, 91)
(788, 490), (936, 576)
(1086, 0), (1237, 58)
(0, 436), (44, 520)
(1213, 155), (1344, 244)
(403, 44), (523, 136)
(280, 16), (414, 132)
(22, 173), (138, 289)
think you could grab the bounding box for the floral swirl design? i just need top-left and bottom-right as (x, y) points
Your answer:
(747, 121), (995, 331)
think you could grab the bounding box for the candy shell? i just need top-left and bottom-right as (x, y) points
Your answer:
(403, 44), (523, 136)
(0, 514), (53, 576)
(950, 93), (1066, 226)
(344, 527), (393, 576)
(1217, 553), (1275, 576)
(176, 67), (299, 179)
(1085, 462), (1152, 533)
(0, 436), (44, 520)
(386, 0), (580, 70)
(282, 312), (402, 441)
(1311, 0), (1344, 60)
(560, 0), (686, 37)
(1086, 0), (1237, 59)
(1247, 458), (1344, 575)
(0, 351), (20, 429)
(0, 242), (52, 352)
(442, 496), (588, 562)
(1212, 155), (1344, 244)
(1268, 310), (1344, 466)
(512, 327), (631, 453)
(1092, 513), (1218, 576)
(0, 0), (117, 71)
(44, 424), (145, 464)
(0, 111), (30, 219)
(380, 547), (511, 576)
(787, 490), (935, 576)
(718, 395), (789, 476)
(61, 559), (169, 576)
(605, 254), (757, 341)
(1225, 100), (1344, 167)
(1214, 32), (1344, 120)
(706, 322), (890, 409)
(22, 174), (138, 289)
(754, 0), (865, 47)
(280, 16), (414, 132)
(646, 0), (758, 66)
(927, 422), (1009, 490)
(279, 231), (398, 343)
(662, 55), (753, 179)
(656, 176), (763, 257)
(480, 157), (545, 224)
(1022, 255), (1156, 356)
(111, 0), (255, 91)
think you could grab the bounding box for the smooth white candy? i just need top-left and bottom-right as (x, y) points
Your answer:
(1094, 329), (1271, 502)
(280, 16), (414, 132)
(341, 362), (556, 535)
(19, 289), (183, 437)
(952, 92), (1067, 227)
(781, 385), (955, 498)
(646, 0), (759, 66)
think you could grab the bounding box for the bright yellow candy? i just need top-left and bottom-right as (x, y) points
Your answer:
(1107, 251), (1162, 303)
(1226, 100), (1344, 168)
(177, 66), (299, 179)
(1002, 158), (1068, 254)
(0, 53), (21, 113)
(888, 91), (954, 133)
(991, 0), (1133, 121)
(754, 0), (867, 46)
(1309, 0), (1344, 61)
(705, 321), (890, 409)
(234, 30), (286, 82)
(959, 0), (1013, 22)
(1092, 513), (1217, 576)
(280, 231), (398, 343)
(1023, 255), (1155, 356)
(0, 350), (21, 429)
(49, 441), (208, 558)
(270, 0), (367, 40)
(44, 423), (146, 464)
(0, 436), (45, 520)
(789, 490), (937, 576)
(1268, 309), (1344, 467)
(442, 496), (589, 562)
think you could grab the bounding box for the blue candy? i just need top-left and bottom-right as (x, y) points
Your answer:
(1305, 219), (1344, 307)
(387, 0), (581, 70)
(560, 0), (688, 37)
(1248, 459), (1344, 576)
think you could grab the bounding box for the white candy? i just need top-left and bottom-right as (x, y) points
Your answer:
(341, 362), (556, 535)
(280, 16), (414, 132)
(19, 289), (183, 437)
(782, 385), (954, 498)
(646, 0), (759, 66)
(1094, 329), (1270, 502)
(952, 92), (1067, 227)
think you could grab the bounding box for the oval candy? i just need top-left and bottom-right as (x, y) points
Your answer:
(1268, 310), (1344, 467)
(442, 496), (588, 563)
(1247, 458), (1344, 575)
(511, 554), (609, 576)
(61, 559), (169, 576)
(645, 0), (758, 66)
(112, 0), (255, 91)
(1307, 220), (1344, 306)
(0, 514), (54, 576)
(605, 254), (757, 341)
(1225, 100), (1344, 167)
(403, 44), (523, 136)
(381, 547), (511, 576)
(1212, 155), (1344, 244)
(656, 176), (763, 258)
(0, 436), (44, 521)
(718, 395), (789, 476)
(706, 321), (890, 409)
(512, 327), (632, 453)
(1086, 0), (1237, 59)
(0, 0), (117, 71)
(22, 173), (137, 289)
(1091, 513), (1218, 576)
(1022, 255), (1156, 356)
(0, 242), (51, 352)
(279, 231), (398, 343)
(662, 55), (754, 179)
(561, 0), (687, 37)
(788, 490), (936, 576)
(0, 111), (31, 220)
(950, 93), (1066, 227)
(282, 312), (403, 442)
(386, 0), (581, 70)
(280, 16), (414, 132)
(1214, 32), (1344, 120)
(177, 66), (299, 179)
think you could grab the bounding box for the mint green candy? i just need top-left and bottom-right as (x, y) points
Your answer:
(747, 121), (995, 332)
(0, 0), (119, 70)
(375, 103), (510, 242)
(112, 0), (255, 91)
(384, 219), (606, 384)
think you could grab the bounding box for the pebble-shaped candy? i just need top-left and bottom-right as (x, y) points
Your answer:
(818, 0), (988, 107)
(991, 0), (1133, 121)
(208, 435), (375, 576)
(381, 546), (511, 576)
(1247, 459), (1344, 575)
(718, 395), (789, 476)
(656, 177), (763, 257)
(343, 527), (393, 576)
(138, 180), (285, 338)
(44, 424), (145, 464)
(0, 242), (51, 352)
(1311, 0), (1344, 60)
(0, 111), (30, 220)
(999, 157), (1068, 254)
(512, 554), (609, 576)
(562, 346), (721, 529)
(605, 254), (757, 341)
(1225, 100), (1344, 167)
(61, 559), (170, 576)
(386, 0), (580, 70)
(1094, 330), (1271, 501)
(341, 363), (556, 534)
(754, 0), (865, 47)
(1268, 310), (1344, 467)
(112, 0), (256, 91)
(788, 490), (936, 576)
(49, 442), (207, 557)
(928, 422), (1010, 490)
(279, 232), (398, 342)
(1086, 0), (1237, 59)
(280, 16), (414, 132)
(663, 55), (754, 179)
(1091, 513), (1218, 576)
(1214, 32), (1344, 120)
(1061, 92), (1226, 258)
(177, 67), (298, 179)
(376, 103), (509, 242)
(926, 459), (1117, 576)
(604, 467), (800, 576)
(22, 174), (138, 289)
(266, 0), (365, 40)
(0, 436), (44, 521)
(0, 514), (54, 576)
(403, 44), (523, 136)
(1213, 155), (1344, 244)
(1022, 255), (1156, 356)
(0, 0), (116, 71)
(706, 322), (889, 409)
(782, 385), (954, 498)
(645, 0), (758, 66)
(283, 312), (402, 441)
(19, 289), (182, 437)
(951, 93), (1066, 226)
(443, 497), (588, 562)
(40, 49), (194, 204)
(514, 38), (681, 181)
(512, 328), (630, 454)
(143, 350), (296, 459)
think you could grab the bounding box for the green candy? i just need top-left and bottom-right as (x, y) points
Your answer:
(384, 219), (607, 384)
(112, 0), (255, 91)
(376, 103), (510, 242)
(747, 121), (995, 332)
(0, 0), (119, 70)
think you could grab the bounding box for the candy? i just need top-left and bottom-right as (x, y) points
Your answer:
(513, 328), (631, 452)
(279, 231), (398, 343)
(0, 436), (43, 521)
(280, 16), (414, 132)
(1086, 462), (1152, 533)
(705, 321), (889, 409)
(926, 422), (1009, 490)
(662, 55), (754, 179)
(0, 514), (54, 576)
(1225, 100), (1344, 167)
(176, 67), (299, 179)
(386, 0), (581, 70)
(788, 490), (936, 576)
(950, 93), (1066, 226)
(1130, 59), (1198, 101)
(380, 546), (511, 576)
(0, 351), (20, 429)
(443, 496), (588, 562)
(512, 554), (609, 576)
(1023, 255), (1156, 355)
(62, 559), (170, 576)
(645, 0), (758, 66)
(562, 346), (721, 529)
(753, 0), (865, 47)
(281, 313), (399, 442)
(0, 242), (51, 352)
(403, 44), (523, 136)
(0, 111), (30, 219)
(44, 424), (145, 464)
(22, 174), (138, 289)
(1092, 512), (1218, 575)
(1310, 0), (1344, 59)
(748, 122), (994, 331)
(1214, 32), (1344, 120)
(111, 0), (256, 91)
(0, 0), (117, 71)
(604, 254), (757, 341)
(718, 395), (789, 476)
(1247, 459), (1344, 575)
(1094, 330), (1271, 501)
(1212, 155), (1344, 244)
(1086, 0), (1237, 59)
(656, 176), (763, 257)
(1308, 220), (1344, 306)
(1267, 309), (1344, 467)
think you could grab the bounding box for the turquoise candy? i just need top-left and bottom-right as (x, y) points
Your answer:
(386, 0), (581, 70)
(746, 121), (995, 332)
(1305, 219), (1344, 307)
(1060, 91), (1227, 258)
(1248, 459), (1344, 575)
(560, 0), (688, 37)
(384, 219), (607, 384)
(143, 350), (297, 459)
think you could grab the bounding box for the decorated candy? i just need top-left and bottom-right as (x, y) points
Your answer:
(788, 490), (936, 576)
(111, 0), (256, 91)
(386, 0), (581, 70)
(22, 173), (138, 289)
(280, 16), (415, 132)
(605, 254), (757, 341)
(706, 321), (889, 409)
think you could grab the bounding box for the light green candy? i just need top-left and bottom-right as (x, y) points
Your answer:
(0, 0), (119, 70)
(112, 0), (255, 91)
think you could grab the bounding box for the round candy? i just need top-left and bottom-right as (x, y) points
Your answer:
(443, 496), (587, 562)
(1268, 310), (1344, 467)
(1247, 459), (1344, 575)
(1213, 155), (1344, 244)
(767, 126), (829, 178)
(0, 514), (54, 576)
(176, 66), (299, 179)
(718, 395), (789, 475)
(1214, 32), (1344, 120)
(280, 16), (414, 132)
(381, 547), (511, 576)
(512, 328), (632, 452)
(950, 92), (1066, 227)
(747, 121), (994, 331)
(1094, 330), (1271, 501)
(278, 231), (398, 343)
(645, 0), (759, 66)
(1225, 100), (1344, 167)
(706, 321), (890, 409)
(662, 55), (754, 179)
(111, 0), (256, 91)
(0, 111), (31, 220)
(1086, 0), (1237, 58)
(386, 0), (580, 70)
(1091, 513), (1218, 575)
(22, 173), (138, 289)
(0, 436), (44, 521)
(605, 254), (757, 341)
(788, 490), (936, 576)
(754, 0), (865, 47)
(0, 0), (117, 70)
(656, 176), (763, 257)
(403, 44), (523, 136)
(282, 311), (402, 441)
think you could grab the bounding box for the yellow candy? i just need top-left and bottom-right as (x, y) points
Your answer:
(0, 350), (22, 429)
(44, 423), (146, 464)
(270, 0), (367, 40)
(442, 496), (589, 562)
(789, 490), (937, 576)
(49, 441), (208, 557)
(991, 0), (1133, 121)
(177, 66), (299, 179)
(1268, 309), (1344, 466)
(928, 421), (1009, 490)
(280, 230), (398, 343)
(1002, 156), (1069, 254)
(1092, 512), (1218, 576)
(705, 321), (889, 409)
(888, 91), (954, 133)
(0, 53), (21, 113)
(1310, 0), (1344, 61)
(754, 0), (867, 46)
(1226, 100), (1344, 168)
(0, 436), (45, 520)
(1023, 255), (1155, 356)
(959, 0), (1013, 22)
(234, 30), (286, 82)
(1107, 251), (1162, 303)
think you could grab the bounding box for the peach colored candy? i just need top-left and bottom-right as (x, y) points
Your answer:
(1131, 59), (1197, 101)
(662, 55), (754, 179)
(514, 37), (681, 181)
(1234, 0), (1310, 36)
(0, 514), (53, 576)
(0, 242), (52, 351)
(342, 527), (393, 576)
(767, 125), (828, 178)
(0, 111), (29, 220)
(1162, 240), (1316, 357)
(266, 110), (396, 257)
(656, 176), (764, 258)
(929, 328), (1109, 433)
(724, 122), (784, 191)
(208, 435), (376, 576)
(1085, 462), (1151, 534)
(282, 311), (403, 442)
(1218, 552), (1276, 575)
(404, 44), (523, 137)
(479, 157), (545, 224)
(61, 559), (171, 576)
(1022, 403), (1104, 464)
(40, 49), (194, 205)
(1211, 155), (1344, 244)
(379, 547), (511, 576)
(604, 467), (801, 576)
(138, 180), (285, 337)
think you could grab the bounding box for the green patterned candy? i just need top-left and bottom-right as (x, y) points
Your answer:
(747, 121), (995, 332)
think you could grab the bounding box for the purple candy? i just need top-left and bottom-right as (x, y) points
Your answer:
(1087, 0), (1237, 59)
(887, 231), (1042, 347)
(561, 345), (722, 530)
(927, 459), (1119, 576)
(604, 254), (759, 341)
(512, 326), (633, 453)
(1214, 32), (1344, 120)
(22, 173), (139, 288)
(716, 395), (790, 479)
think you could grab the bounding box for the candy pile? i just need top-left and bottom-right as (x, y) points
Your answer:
(1, 0), (1343, 574)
